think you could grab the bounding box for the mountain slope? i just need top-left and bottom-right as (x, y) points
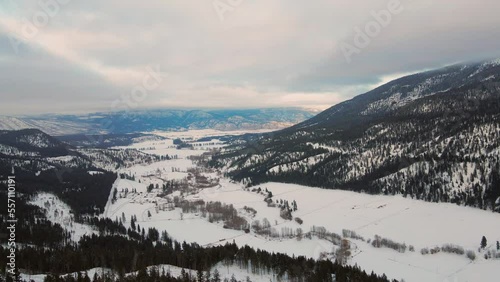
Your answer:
(0, 116), (92, 136)
(0, 129), (161, 215)
(0, 128), (71, 157)
(211, 59), (500, 211)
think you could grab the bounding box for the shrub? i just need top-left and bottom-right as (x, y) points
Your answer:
(430, 247), (440, 255)
(310, 226), (342, 245)
(342, 229), (365, 241)
(486, 250), (500, 259)
(466, 250), (476, 261)
(371, 235), (407, 253)
(294, 217), (303, 225)
(421, 248), (429, 255)
(280, 208), (292, 220)
(243, 206), (257, 216)
(441, 244), (465, 255)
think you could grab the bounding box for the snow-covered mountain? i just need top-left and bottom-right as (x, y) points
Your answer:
(0, 108), (315, 136)
(0, 129), (162, 215)
(211, 59), (500, 212)
(0, 116), (92, 136)
(0, 129), (158, 174)
(0, 128), (72, 157)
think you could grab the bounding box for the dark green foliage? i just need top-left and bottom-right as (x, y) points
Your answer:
(0, 191), (71, 247)
(0, 228), (391, 282)
(0, 164), (116, 216)
(481, 236), (488, 249)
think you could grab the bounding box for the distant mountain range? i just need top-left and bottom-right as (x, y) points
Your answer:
(211, 59), (500, 212)
(0, 108), (316, 136)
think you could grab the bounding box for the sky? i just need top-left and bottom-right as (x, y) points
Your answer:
(1, 0), (500, 115)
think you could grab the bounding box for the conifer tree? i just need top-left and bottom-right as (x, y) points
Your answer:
(481, 236), (487, 249)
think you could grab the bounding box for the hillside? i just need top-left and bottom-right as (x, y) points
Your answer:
(210, 59), (500, 211)
(0, 129), (162, 215)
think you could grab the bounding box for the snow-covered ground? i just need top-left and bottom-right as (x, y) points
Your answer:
(102, 130), (500, 282)
(27, 130), (500, 282)
(149, 129), (274, 140)
(30, 193), (97, 241)
(20, 268), (113, 282)
(21, 263), (278, 282)
(108, 179), (500, 281)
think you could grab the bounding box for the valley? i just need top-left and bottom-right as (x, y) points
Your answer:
(47, 130), (499, 282)
(2, 60), (500, 282)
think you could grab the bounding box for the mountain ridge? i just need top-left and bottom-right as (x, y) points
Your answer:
(210, 59), (500, 212)
(0, 108), (315, 136)
(287, 59), (500, 134)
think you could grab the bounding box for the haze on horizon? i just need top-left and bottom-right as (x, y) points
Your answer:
(1, 0), (500, 115)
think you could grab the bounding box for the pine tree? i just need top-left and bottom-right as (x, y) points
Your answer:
(131, 216), (136, 230)
(197, 269), (204, 282)
(481, 236), (487, 249)
(497, 241), (499, 251)
(213, 269), (221, 282)
(204, 270), (211, 282)
(181, 269), (187, 280)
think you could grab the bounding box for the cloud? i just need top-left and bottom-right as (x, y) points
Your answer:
(1, 0), (500, 115)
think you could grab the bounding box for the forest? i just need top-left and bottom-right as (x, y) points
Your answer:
(0, 211), (393, 282)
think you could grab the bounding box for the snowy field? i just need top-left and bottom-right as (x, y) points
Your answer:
(149, 129), (274, 140)
(28, 130), (500, 281)
(102, 131), (500, 281)
(30, 193), (96, 241)
(108, 178), (500, 281)
(21, 263), (276, 282)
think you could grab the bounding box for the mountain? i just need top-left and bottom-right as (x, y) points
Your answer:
(57, 132), (165, 148)
(0, 128), (71, 157)
(0, 108), (316, 136)
(291, 59), (500, 133)
(211, 59), (500, 211)
(0, 116), (92, 136)
(0, 129), (160, 215)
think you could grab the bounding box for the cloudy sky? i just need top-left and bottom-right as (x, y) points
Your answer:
(1, 0), (500, 115)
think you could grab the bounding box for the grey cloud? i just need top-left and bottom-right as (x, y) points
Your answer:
(0, 36), (121, 115)
(0, 0), (499, 115)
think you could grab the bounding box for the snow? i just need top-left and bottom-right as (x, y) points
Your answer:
(99, 130), (500, 281)
(469, 59), (500, 78)
(20, 268), (113, 282)
(0, 116), (91, 135)
(211, 262), (278, 282)
(103, 175), (500, 281)
(150, 129), (275, 140)
(0, 143), (39, 157)
(24, 129), (500, 282)
(46, 155), (76, 162)
(30, 193), (97, 241)
(21, 263), (280, 282)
